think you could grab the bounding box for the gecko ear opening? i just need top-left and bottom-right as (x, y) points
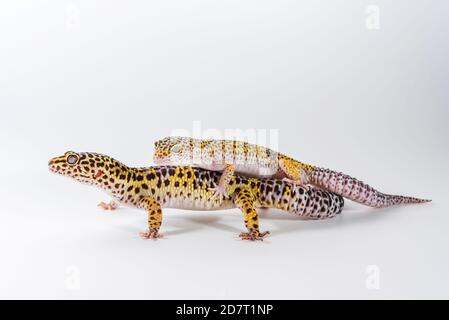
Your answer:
(95, 170), (104, 178)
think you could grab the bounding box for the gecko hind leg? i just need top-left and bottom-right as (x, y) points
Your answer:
(97, 200), (119, 211)
(234, 189), (270, 241)
(278, 158), (310, 186)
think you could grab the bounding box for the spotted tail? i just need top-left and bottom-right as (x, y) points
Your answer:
(308, 167), (431, 208)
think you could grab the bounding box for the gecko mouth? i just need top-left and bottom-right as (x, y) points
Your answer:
(48, 159), (66, 175)
(48, 165), (62, 175)
(48, 161), (58, 173)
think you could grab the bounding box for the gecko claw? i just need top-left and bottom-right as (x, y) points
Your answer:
(139, 230), (163, 240)
(208, 185), (227, 201)
(300, 170), (311, 185)
(239, 231), (270, 241)
(281, 177), (310, 192)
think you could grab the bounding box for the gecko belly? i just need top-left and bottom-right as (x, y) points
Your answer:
(234, 163), (279, 179)
(162, 196), (236, 211)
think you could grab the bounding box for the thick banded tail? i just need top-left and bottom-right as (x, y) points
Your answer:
(308, 167), (431, 208)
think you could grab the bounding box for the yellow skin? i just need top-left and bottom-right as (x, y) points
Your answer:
(48, 151), (344, 241)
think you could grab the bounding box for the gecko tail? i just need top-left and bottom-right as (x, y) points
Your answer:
(308, 167), (431, 208)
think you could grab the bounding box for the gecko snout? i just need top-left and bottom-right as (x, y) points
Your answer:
(48, 157), (61, 173)
(48, 153), (77, 175)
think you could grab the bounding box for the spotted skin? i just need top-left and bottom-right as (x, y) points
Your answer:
(153, 137), (431, 208)
(153, 137), (313, 180)
(139, 197), (163, 239)
(49, 151), (344, 241)
(234, 188), (266, 240)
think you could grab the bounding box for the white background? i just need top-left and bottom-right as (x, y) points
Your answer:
(1, 0), (448, 299)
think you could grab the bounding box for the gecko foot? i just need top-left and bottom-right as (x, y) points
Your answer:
(208, 185), (227, 201)
(97, 201), (118, 211)
(281, 178), (311, 192)
(300, 170), (311, 185)
(139, 230), (163, 240)
(239, 231), (270, 241)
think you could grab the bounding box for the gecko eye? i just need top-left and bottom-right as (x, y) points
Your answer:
(170, 144), (181, 154)
(67, 154), (79, 165)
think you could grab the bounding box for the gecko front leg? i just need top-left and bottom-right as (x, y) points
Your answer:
(97, 200), (119, 211)
(234, 188), (270, 241)
(209, 163), (235, 200)
(138, 197), (163, 240)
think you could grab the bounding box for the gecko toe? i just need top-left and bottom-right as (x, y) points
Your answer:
(239, 231), (270, 241)
(139, 230), (163, 240)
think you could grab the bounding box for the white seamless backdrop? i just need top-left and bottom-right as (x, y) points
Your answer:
(0, 0), (448, 299)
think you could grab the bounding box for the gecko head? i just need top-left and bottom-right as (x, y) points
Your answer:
(153, 136), (195, 166)
(48, 151), (124, 187)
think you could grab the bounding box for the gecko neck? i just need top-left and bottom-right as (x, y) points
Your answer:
(90, 162), (138, 200)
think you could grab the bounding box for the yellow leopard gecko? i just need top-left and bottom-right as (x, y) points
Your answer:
(49, 151), (344, 241)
